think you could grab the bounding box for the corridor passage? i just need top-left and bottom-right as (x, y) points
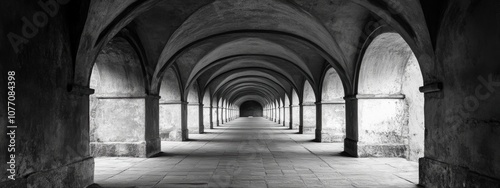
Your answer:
(94, 118), (419, 188)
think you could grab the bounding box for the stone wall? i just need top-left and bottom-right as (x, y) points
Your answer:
(0, 1), (93, 187)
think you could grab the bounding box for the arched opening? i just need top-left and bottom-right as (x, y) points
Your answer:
(320, 68), (346, 143)
(302, 81), (316, 135)
(283, 94), (290, 127)
(240, 101), (263, 117)
(89, 37), (148, 157)
(202, 90), (212, 130)
(187, 83), (200, 134)
(159, 68), (183, 141)
(291, 89), (300, 130)
(357, 32), (424, 161)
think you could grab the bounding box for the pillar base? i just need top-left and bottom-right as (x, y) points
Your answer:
(342, 138), (406, 157)
(420, 157), (500, 187)
(315, 129), (322, 142)
(182, 129), (189, 141)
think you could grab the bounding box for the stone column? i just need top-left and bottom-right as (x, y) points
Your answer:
(225, 106), (228, 122)
(315, 102), (322, 142)
(344, 94), (406, 157)
(209, 106), (214, 129)
(216, 106), (220, 127)
(277, 107), (281, 124)
(220, 107), (224, 124)
(288, 105), (293, 129)
(299, 104), (304, 134)
(181, 101), (189, 141)
(145, 96), (161, 157)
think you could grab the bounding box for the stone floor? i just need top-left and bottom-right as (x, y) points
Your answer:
(94, 117), (420, 188)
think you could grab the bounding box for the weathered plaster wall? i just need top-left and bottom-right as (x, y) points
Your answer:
(357, 99), (407, 157)
(358, 34), (411, 95)
(212, 107), (218, 126)
(0, 1), (93, 187)
(302, 105), (316, 133)
(292, 91), (300, 129)
(321, 104), (345, 142)
(159, 68), (182, 141)
(187, 83), (200, 133)
(203, 92), (211, 129)
(187, 104), (200, 133)
(303, 82), (316, 133)
(89, 37), (149, 157)
(321, 68), (346, 142)
(402, 53), (425, 161)
(355, 33), (423, 159)
(203, 107), (211, 129)
(90, 99), (146, 157)
(89, 38), (145, 96)
(159, 104), (182, 141)
(421, 0), (500, 186)
(284, 95), (290, 126)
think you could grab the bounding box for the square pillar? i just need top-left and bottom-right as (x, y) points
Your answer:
(220, 107), (224, 124)
(181, 101), (189, 141)
(215, 106), (220, 127)
(288, 105), (293, 129)
(278, 107), (281, 124)
(205, 106), (213, 129)
(315, 102), (322, 142)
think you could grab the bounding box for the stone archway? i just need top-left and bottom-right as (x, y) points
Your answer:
(355, 32), (424, 161)
(240, 101), (263, 117)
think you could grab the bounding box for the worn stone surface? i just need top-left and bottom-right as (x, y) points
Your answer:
(0, 1), (93, 187)
(187, 104), (200, 134)
(93, 118), (419, 188)
(321, 104), (346, 143)
(159, 104), (182, 141)
(91, 99), (146, 143)
(302, 105), (316, 134)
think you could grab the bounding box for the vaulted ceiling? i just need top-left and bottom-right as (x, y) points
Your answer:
(75, 0), (432, 108)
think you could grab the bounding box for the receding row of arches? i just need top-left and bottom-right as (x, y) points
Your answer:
(88, 31), (424, 162)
